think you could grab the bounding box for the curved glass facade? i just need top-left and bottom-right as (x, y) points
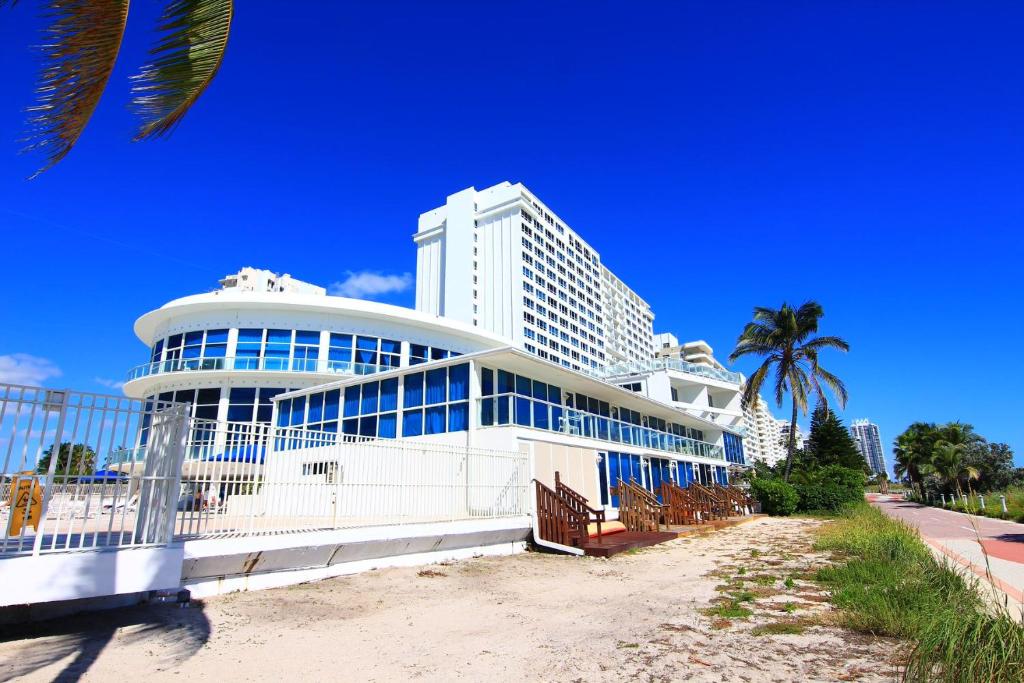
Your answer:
(130, 327), (464, 383)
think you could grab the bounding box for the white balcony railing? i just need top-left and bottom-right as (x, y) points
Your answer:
(126, 356), (392, 383)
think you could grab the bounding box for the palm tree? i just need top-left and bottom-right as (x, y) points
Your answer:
(893, 422), (937, 499)
(931, 441), (979, 498)
(931, 422), (981, 497)
(730, 301), (850, 481)
(3, 0), (233, 177)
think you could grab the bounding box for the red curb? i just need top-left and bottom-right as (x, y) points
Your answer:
(922, 537), (1024, 604)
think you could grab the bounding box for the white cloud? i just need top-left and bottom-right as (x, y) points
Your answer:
(95, 377), (125, 391)
(328, 271), (413, 299)
(0, 354), (62, 386)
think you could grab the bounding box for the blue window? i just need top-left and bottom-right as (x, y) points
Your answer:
(361, 381), (379, 414)
(293, 330), (320, 371)
(265, 329), (291, 370)
(355, 336), (378, 366)
(448, 402), (468, 432)
(236, 329), (263, 370)
(380, 378), (398, 412)
(323, 389), (340, 421)
(448, 363), (469, 401)
(205, 329), (228, 358)
(359, 415), (377, 437)
(404, 372), (423, 408)
(329, 333), (353, 368)
(307, 392), (324, 423)
(150, 339), (163, 364)
(425, 368), (446, 405)
(409, 344), (428, 364)
(344, 385), (360, 417)
(380, 339), (401, 368)
(379, 413), (397, 438)
(481, 368), (494, 396)
(425, 405), (446, 434)
(277, 399), (291, 427)
(289, 396), (306, 426)
(402, 410), (423, 437)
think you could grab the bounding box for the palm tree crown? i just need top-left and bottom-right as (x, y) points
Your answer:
(730, 301), (850, 480)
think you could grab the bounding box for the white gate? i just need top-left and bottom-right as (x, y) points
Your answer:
(0, 383), (189, 556)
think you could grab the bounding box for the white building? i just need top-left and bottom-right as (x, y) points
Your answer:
(777, 419), (806, 451)
(850, 419), (886, 476)
(742, 398), (786, 467)
(414, 182), (655, 373)
(122, 183), (751, 515)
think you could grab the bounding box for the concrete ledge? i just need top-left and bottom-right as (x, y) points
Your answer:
(0, 546), (184, 608)
(181, 517), (532, 598)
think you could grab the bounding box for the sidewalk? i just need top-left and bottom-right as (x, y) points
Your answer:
(870, 493), (1024, 618)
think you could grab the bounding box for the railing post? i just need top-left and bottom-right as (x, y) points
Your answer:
(940, 494), (946, 506)
(1001, 495), (1008, 515)
(979, 495), (985, 510)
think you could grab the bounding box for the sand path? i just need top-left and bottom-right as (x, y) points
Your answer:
(0, 517), (901, 682)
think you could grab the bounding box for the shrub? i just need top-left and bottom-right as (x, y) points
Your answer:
(750, 477), (798, 516)
(793, 465), (866, 513)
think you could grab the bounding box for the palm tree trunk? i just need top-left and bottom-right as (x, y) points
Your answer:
(782, 397), (799, 481)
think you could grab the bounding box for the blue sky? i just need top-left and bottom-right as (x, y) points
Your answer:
(1, 2), (1021, 467)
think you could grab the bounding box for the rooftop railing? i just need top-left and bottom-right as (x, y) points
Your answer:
(595, 357), (742, 384)
(478, 393), (725, 461)
(125, 356), (391, 383)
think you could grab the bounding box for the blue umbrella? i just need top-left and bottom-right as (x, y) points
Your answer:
(77, 469), (126, 483)
(203, 444), (265, 464)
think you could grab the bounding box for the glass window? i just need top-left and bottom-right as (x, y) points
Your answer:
(425, 368), (446, 405)
(355, 336), (378, 367)
(448, 402), (468, 432)
(360, 381), (379, 415)
(380, 339), (401, 368)
(402, 410), (423, 437)
(409, 344), (428, 365)
(264, 329), (291, 370)
(378, 413), (397, 438)
(425, 405), (446, 434)
(481, 368), (494, 396)
(323, 389), (340, 421)
(404, 372), (423, 408)
(379, 378), (398, 412)
(236, 328), (263, 369)
(328, 333), (353, 369)
(448, 364), (469, 402)
(344, 385), (360, 417)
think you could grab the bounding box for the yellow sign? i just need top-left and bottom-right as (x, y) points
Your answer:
(7, 472), (43, 536)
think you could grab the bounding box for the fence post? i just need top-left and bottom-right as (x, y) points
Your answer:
(1001, 495), (1008, 515)
(979, 496), (985, 510)
(941, 494), (946, 506)
(31, 389), (70, 557)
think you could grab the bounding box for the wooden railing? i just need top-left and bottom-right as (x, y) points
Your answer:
(612, 478), (665, 532)
(713, 484), (751, 515)
(689, 483), (730, 520)
(533, 472), (604, 548)
(660, 481), (705, 526)
(555, 472), (605, 539)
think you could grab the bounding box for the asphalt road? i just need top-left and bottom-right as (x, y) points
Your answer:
(870, 494), (1024, 609)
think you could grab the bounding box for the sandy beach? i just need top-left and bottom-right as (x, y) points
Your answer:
(0, 517), (901, 682)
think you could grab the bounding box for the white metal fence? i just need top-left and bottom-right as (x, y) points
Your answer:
(174, 423), (529, 538)
(0, 384), (188, 556)
(1, 383), (530, 553)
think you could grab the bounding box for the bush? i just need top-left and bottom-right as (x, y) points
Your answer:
(793, 465), (865, 513)
(749, 477), (798, 516)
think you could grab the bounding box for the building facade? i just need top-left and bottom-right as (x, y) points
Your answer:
(850, 419), (886, 476)
(777, 419), (806, 452)
(414, 182), (656, 373)
(741, 398), (786, 467)
(123, 181), (750, 512)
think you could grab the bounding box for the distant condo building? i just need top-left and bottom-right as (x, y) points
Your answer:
(850, 419), (886, 476)
(777, 419), (806, 451)
(741, 398), (786, 467)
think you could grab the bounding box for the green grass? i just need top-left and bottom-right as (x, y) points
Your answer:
(752, 622), (805, 636)
(704, 601), (754, 619)
(815, 503), (1024, 682)
(730, 590), (756, 603)
(784, 577), (795, 589)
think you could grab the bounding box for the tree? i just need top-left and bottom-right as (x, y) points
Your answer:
(730, 301), (850, 482)
(3, 0), (233, 177)
(964, 441), (1018, 492)
(803, 404), (865, 472)
(931, 441), (979, 497)
(36, 442), (97, 477)
(893, 422), (939, 499)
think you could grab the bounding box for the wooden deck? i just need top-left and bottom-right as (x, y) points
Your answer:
(579, 515), (767, 557)
(579, 530), (680, 557)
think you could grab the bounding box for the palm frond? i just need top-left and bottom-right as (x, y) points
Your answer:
(131, 0), (233, 140)
(742, 361), (772, 407)
(802, 335), (851, 354)
(22, 0), (130, 178)
(812, 364), (848, 408)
